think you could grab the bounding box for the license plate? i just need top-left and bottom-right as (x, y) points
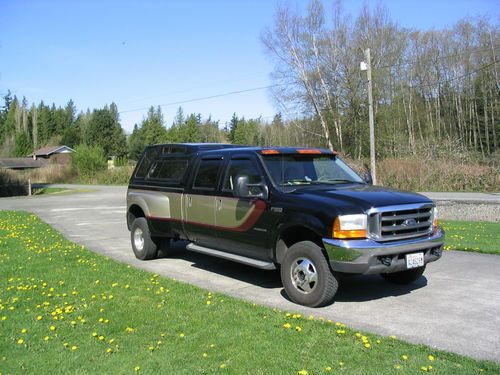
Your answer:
(406, 252), (424, 269)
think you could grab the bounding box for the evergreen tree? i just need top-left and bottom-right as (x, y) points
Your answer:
(14, 132), (31, 156)
(141, 106), (167, 145)
(85, 108), (124, 156)
(173, 106), (184, 126)
(178, 114), (200, 142)
(128, 124), (146, 160)
(229, 113), (238, 143)
(37, 102), (51, 146)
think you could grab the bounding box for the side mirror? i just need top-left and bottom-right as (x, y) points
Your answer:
(364, 171), (373, 185)
(235, 175), (269, 200)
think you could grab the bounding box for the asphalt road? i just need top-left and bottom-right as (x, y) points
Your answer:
(1, 185), (499, 362)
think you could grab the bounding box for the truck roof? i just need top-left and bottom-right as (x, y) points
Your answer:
(147, 143), (335, 156)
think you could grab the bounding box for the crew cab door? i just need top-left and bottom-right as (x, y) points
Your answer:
(214, 155), (271, 260)
(183, 155), (224, 246)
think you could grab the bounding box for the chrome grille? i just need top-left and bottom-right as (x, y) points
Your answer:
(368, 204), (434, 242)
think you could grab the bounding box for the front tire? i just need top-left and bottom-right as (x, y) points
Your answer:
(131, 217), (158, 260)
(281, 241), (338, 307)
(380, 265), (426, 284)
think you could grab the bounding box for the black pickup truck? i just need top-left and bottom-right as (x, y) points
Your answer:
(127, 143), (444, 307)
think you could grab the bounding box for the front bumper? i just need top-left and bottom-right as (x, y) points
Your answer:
(323, 228), (445, 274)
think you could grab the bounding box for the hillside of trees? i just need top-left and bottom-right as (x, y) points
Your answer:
(0, 0), (497, 165)
(262, 0), (498, 160)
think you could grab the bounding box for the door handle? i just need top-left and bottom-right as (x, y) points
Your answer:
(216, 198), (222, 211)
(187, 196), (192, 207)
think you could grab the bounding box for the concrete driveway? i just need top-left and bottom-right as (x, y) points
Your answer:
(1, 185), (499, 362)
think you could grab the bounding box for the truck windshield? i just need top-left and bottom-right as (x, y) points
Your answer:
(262, 154), (364, 186)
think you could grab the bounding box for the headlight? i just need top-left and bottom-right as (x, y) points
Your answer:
(333, 214), (367, 239)
(432, 207), (439, 231)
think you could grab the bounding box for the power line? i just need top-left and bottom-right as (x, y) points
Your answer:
(119, 84), (285, 115)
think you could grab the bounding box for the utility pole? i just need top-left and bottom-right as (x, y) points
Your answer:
(361, 48), (377, 184)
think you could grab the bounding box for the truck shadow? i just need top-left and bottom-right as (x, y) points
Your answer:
(162, 243), (282, 289)
(278, 275), (428, 304)
(332, 274), (428, 303)
(161, 243), (427, 301)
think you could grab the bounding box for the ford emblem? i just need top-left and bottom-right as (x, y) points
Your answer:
(403, 218), (417, 226)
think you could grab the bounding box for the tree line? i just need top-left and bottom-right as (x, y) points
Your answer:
(0, 92), (282, 160)
(0, 0), (497, 162)
(0, 94), (126, 158)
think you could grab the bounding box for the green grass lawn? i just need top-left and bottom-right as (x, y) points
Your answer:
(1, 211), (498, 375)
(442, 220), (500, 255)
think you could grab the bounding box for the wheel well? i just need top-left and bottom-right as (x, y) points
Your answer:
(275, 226), (323, 264)
(127, 204), (145, 230)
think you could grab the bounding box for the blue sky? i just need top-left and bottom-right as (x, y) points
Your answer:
(0, 0), (497, 133)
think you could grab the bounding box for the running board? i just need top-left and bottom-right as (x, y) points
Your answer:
(186, 243), (276, 270)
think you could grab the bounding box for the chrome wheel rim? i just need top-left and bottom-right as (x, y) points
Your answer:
(290, 257), (318, 294)
(134, 227), (145, 251)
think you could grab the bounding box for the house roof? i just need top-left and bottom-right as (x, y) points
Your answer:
(31, 145), (75, 157)
(0, 158), (49, 169)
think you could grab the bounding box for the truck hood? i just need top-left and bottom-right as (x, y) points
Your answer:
(287, 183), (432, 213)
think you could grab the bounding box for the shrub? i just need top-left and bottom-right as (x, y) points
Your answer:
(0, 169), (27, 197)
(72, 144), (107, 178)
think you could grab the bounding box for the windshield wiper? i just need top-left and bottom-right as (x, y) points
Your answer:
(281, 179), (312, 185)
(313, 179), (360, 184)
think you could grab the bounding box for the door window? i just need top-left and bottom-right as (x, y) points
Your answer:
(222, 158), (262, 196)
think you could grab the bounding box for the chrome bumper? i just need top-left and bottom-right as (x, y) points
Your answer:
(322, 228), (445, 274)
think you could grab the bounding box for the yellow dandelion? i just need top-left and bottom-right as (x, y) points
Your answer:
(148, 346), (155, 351)
(283, 323), (291, 329)
(92, 332), (98, 337)
(99, 335), (105, 341)
(402, 355), (408, 361)
(295, 326), (302, 332)
(63, 342), (69, 348)
(428, 355), (435, 361)
(21, 328), (27, 333)
(106, 348), (113, 354)
(298, 370), (308, 375)
(219, 363), (226, 369)
(36, 315), (43, 321)
(134, 366), (140, 372)
(325, 366), (332, 372)
(179, 333), (185, 338)
(17, 338), (24, 345)
(49, 325), (56, 331)
(364, 343), (371, 349)
(203, 353), (208, 358)
(71, 345), (78, 351)
(43, 336), (49, 341)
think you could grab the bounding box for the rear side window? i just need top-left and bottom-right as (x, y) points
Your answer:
(148, 159), (188, 182)
(135, 148), (158, 178)
(193, 159), (223, 190)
